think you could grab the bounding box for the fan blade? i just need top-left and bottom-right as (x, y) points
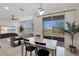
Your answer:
(12, 17), (14, 20)
(14, 19), (19, 20)
(12, 18), (19, 20)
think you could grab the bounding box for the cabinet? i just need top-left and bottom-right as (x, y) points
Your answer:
(10, 37), (22, 47)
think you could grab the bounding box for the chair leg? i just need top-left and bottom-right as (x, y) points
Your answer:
(25, 51), (27, 56)
(25, 53), (27, 56)
(30, 51), (32, 56)
(0, 46), (1, 49)
(35, 48), (38, 56)
(35, 50), (37, 56)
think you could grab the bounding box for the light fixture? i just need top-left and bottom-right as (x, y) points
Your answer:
(19, 8), (24, 11)
(4, 6), (9, 10)
(39, 3), (44, 15)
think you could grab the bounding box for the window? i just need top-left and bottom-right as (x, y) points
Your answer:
(43, 15), (64, 37)
(0, 25), (16, 33)
(23, 22), (33, 30)
(7, 26), (16, 32)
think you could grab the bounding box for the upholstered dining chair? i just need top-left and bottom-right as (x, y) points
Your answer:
(24, 39), (36, 56)
(35, 41), (49, 56)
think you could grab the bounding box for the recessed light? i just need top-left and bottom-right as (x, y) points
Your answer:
(4, 6), (9, 10)
(19, 8), (24, 11)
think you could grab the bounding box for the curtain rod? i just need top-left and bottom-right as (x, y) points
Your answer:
(37, 9), (77, 17)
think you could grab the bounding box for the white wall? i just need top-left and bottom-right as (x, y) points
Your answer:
(33, 16), (43, 42)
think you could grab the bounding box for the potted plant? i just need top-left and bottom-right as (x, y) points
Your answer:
(19, 25), (24, 33)
(19, 25), (24, 37)
(63, 21), (79, 53)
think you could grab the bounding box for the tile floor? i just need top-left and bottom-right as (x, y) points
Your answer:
(0, 38), (79, 56)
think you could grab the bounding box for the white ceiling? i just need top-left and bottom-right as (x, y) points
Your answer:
(0, 3), (78, 20)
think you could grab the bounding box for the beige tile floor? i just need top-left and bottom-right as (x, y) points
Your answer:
(0, 38), (79, 56)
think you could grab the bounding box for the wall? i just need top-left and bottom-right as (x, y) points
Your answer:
(33, 16), (43, 42)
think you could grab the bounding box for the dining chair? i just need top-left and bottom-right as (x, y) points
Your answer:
(35, 41), (49, 56)
(24, 39), (36, 56)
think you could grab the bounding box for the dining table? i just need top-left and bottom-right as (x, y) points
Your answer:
(21, 37), (57, 56)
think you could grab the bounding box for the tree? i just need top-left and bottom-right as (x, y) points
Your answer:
(19, 25), (24, 32)
(63, 21), (79, 48)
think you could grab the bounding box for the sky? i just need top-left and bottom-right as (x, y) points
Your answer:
(44, 19), (64, 28)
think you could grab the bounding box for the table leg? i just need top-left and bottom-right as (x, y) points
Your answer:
(50, 49), (56, 56)
(21, 40), (24, 56)
(49, 50), (54, 56)
(55, 48), (56, 56)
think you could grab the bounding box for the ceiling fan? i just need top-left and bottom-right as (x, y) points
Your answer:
(11, 15), (19, 20)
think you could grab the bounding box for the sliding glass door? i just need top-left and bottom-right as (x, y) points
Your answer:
(43, 15), (64, 38)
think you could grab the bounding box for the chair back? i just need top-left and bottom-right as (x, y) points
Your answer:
(35, 41), (46, 49)
(24, 39), (31, 47)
